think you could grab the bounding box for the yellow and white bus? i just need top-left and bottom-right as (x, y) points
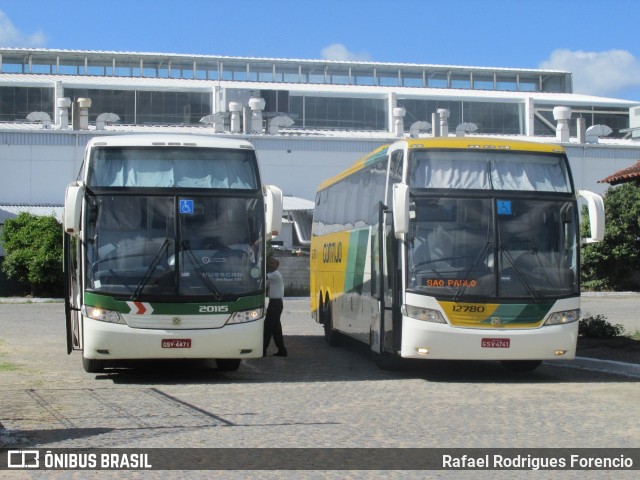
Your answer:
(310, 137), (604, 371)
(63, 134), (282, 373)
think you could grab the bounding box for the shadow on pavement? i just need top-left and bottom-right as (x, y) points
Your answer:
(96, 334), (639, 385)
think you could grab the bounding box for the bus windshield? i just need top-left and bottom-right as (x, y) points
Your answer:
(407, 197), (579, 300)
(409, 150), (572, 192)
(85, 194), (264, 300)
(87, 146), (259, 189)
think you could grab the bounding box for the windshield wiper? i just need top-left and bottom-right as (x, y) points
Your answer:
(131, 238), (170, 301)
(181, 241), (223, 301)
(453, 241), (492, 302)
(500, 246), (540, 301)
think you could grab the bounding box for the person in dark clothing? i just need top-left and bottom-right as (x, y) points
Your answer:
(263, 257), (287, 357)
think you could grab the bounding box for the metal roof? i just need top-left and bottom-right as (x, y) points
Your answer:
(0, 205), (63, 223)
(0, 47), (571, 74)
(283, 196), (315, 211)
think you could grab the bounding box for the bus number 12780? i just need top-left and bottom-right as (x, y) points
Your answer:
(452, 305), (486, 313)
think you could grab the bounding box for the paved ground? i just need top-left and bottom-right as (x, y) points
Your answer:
(0, 295), (639, 478)
(580, 292), (640, 335)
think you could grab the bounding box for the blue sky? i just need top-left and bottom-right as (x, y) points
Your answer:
(1, 0), (639, 101)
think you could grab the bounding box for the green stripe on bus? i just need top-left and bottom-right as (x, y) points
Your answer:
(84, 292), (264, 315)
(345, 229), (369, 294)
(480, 303), (554, 325)
(363, 146), (389, 167)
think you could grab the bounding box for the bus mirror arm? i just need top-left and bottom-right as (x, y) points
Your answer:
(63, 181), (85, 237)
(578, 190), (605, 243)
(392, 183), (410, 238)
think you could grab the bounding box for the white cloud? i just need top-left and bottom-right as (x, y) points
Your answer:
(0, 10), (46, 47)
(540, 49), (640, 98)
(321, 43), (371, 62)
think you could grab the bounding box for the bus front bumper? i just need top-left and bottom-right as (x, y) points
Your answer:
(400, 317), (578, 361)
(83, 317), (264, 360)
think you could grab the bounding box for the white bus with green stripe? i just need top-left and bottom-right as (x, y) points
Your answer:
(310, 137), (604, 371)
(63, 134), (282, 373)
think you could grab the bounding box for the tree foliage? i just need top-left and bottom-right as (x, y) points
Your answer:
(581, 182), (640, 291)
(0, 213), (63, 296)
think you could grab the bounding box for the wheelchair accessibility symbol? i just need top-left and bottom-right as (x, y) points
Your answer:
(497, 200), (512, 215)
(179, 199), (194, 215)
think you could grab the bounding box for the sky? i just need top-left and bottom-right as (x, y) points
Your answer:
(1, 0), (639, 101)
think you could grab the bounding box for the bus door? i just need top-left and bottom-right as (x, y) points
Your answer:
(63, 233), (83, 353)
(371, 201), (401, 355)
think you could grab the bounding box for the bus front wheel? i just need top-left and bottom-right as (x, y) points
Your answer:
(82, 356), (106, 374)
(501, 360), (542, 372)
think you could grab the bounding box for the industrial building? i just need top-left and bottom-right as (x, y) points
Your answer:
(1, 47), (640, 250)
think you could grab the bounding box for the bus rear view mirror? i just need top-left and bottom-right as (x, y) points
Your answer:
(578, 190), (605, 243)
(265, 184), (283, 238)
(393, 183), (409, 238)
(64, 181), (85, 237)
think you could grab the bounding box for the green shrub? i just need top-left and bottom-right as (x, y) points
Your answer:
(579, 314), (624, 338)
(581, 182), (640, 291)
(0, 212), (63, 297)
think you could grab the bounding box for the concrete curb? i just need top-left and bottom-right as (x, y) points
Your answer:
(0, 298), (63, 303)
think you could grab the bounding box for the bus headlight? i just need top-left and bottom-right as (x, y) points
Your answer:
(83, 306), (124, 324)
(545, 309), (580, 325)
(401, 304), (446, 324)
(227, 308), (264, 325)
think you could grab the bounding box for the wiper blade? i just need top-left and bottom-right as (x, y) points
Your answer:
(181, 241), (223, 301)
(501, 245), (540, 300)
(131, 238), (170, 301)
(453, 241), (491, 302)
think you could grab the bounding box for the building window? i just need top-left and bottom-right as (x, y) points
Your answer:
(65, 88), (136, 124)
(290, 95), (386, 130)
(399, 99), (522, 135)
(0, 86), (53, 122)
(136, 91), (211, 125)
(64, 88), (211, 125)
(534, 105), (629, 138)
(426, 72), (448, 88)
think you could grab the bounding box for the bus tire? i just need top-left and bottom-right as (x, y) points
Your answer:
(216, 359), (241, 371)
(82, 356), (105, 373)
(501, 360), (542, 372)
(322, 297), (340, 347)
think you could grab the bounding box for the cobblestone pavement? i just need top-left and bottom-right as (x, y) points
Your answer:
(1, 298), (639, 479)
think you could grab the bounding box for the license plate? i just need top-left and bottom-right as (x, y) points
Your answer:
(162, 339), (192, 348)
(481, 338), (510, 348)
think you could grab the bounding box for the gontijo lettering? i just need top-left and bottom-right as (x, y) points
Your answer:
(322, 242), (343, 263)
